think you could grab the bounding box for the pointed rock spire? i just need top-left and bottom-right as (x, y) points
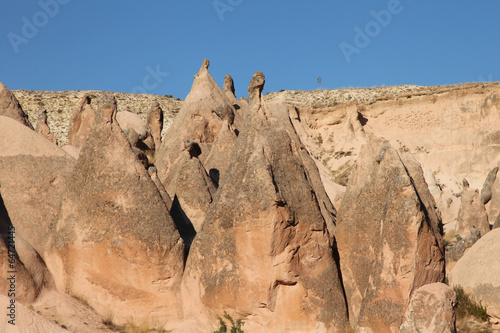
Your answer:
(0, 82), (33, 129)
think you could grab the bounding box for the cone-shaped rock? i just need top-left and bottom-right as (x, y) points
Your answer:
(0, 82), (33, 129)
(156, 59), (235, 184)
(181, 72), (348, 332)
(68, 95), (96, 148)
(0, 116), (74, 257)
(51, 94), (185, 329)
(335, 137), (445, 332)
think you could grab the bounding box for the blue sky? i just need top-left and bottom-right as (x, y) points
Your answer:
(1, 1), (499, 99)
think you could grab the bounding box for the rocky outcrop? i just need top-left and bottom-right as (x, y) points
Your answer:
(50, 94), (185, 330)
(147, 102), (164, 150)
(35, 108), (57, 144)
(155, 60), (235, 185)
(223, 74), (238, 103)
(181, 72), (348, 332)
(335, 138), (445, 332)
(400, 283), (456, 333)
(449, 228), (500, 324)
(0, 82), (33, 129)
(455, 187), (490, 238)
(481, 167), (498, 204)
(68, 95), (96, 148)
(0, 116), (74, 257)
(164, 139), (217, 247)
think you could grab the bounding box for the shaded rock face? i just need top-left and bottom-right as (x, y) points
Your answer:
(449, 228), (500, 324)
(455, 187), (490, 238)
(50, 94), (185, 329)
(35, 108), (57, 144)
(335, 138), (445, 332)
(182, 73), (348, 332)
(400, 283), (456, 333)
(0, 82), (33, 129)
(481, 166), (498, 204)
(223, 74), (237, 103)
(68, 95), (96, 148)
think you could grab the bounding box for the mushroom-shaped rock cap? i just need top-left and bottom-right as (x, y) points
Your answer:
(183, 138), (202, 157)
(212, 103), (235, 124)
(248, 71), (265, 102)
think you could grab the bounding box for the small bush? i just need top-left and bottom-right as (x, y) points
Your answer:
(213, 312), (244, 333)
(454, 285), (489, 322)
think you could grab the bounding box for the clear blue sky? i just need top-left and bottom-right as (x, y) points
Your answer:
(1, 1), (499, 99)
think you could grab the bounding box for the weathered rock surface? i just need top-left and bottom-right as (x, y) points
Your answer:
(164, 140), (217, 246)
(455, 187), (490, 238)
(0, 82), (33, 129)
(0, 295), (68, 333)
(50, 94), (185, 329)
(68, 96), (96, 148)
(449, 228), (500, 324)
(182, 72), (348, 332)
(116, 110), (148, 139)
(0, 116), (75, 257)
(335, 137), (445, 332)
(35, 108), (57, 144)
(400, 283), (456, 333)
(155, 59), (235, 184)
(223, 74), (238, 103)
(481, 167), (498, 205)
(147, 102), (164, 150)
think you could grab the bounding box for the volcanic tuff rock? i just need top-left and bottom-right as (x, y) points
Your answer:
(181, 72), (348, 332)
(449, 228), (500, 324)
(335, 137), (445, 332)
(36, 108), (57, 144)
(147, 102), (164, 150)
(0, 82), (33, 129)
(155, 59), (236, 186)
(455, 186), (490, 238)
(68, 95), (96, 149)
(49, 93), (185, 329)
(399, 283), (456, 333)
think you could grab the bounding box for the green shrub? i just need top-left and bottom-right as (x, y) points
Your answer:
(454, 285), (489, 322)
(213, 312), (244, 333)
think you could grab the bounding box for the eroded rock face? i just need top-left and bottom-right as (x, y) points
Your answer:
(68, 95), (96, 148)
(147, 102), (164, 150)
(335, 137), (445, 332)
(156, 60), (234, 184)
(455, 187), (490, 238)
(0, 82), (33, 129)
(181, 72), (348, 333)
(223, 74), (238, 103)
(35, 108), (57, 144)
(400, 283), (456, 333)
(0, 295), (68, 333)
(50, 94), (185, 329)
(449, 228), (500, 324)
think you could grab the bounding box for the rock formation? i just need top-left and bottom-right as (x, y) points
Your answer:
(223, 74), (238, 103)
(399, 283), (456, 333)
(455, 187), (490, 238)
(35, 108), (57, 144)
(449, 228), (500, 324)
(335, 137), (445, 332)
(147, 102), (164, 150)
(481, 166), (498, 204)
(181, 72), (348, 332)
(68, 95), (96, 148)
(155, 59), (235, 186)
(50, 93), (185, 329)
(0, 82), (33, 129)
